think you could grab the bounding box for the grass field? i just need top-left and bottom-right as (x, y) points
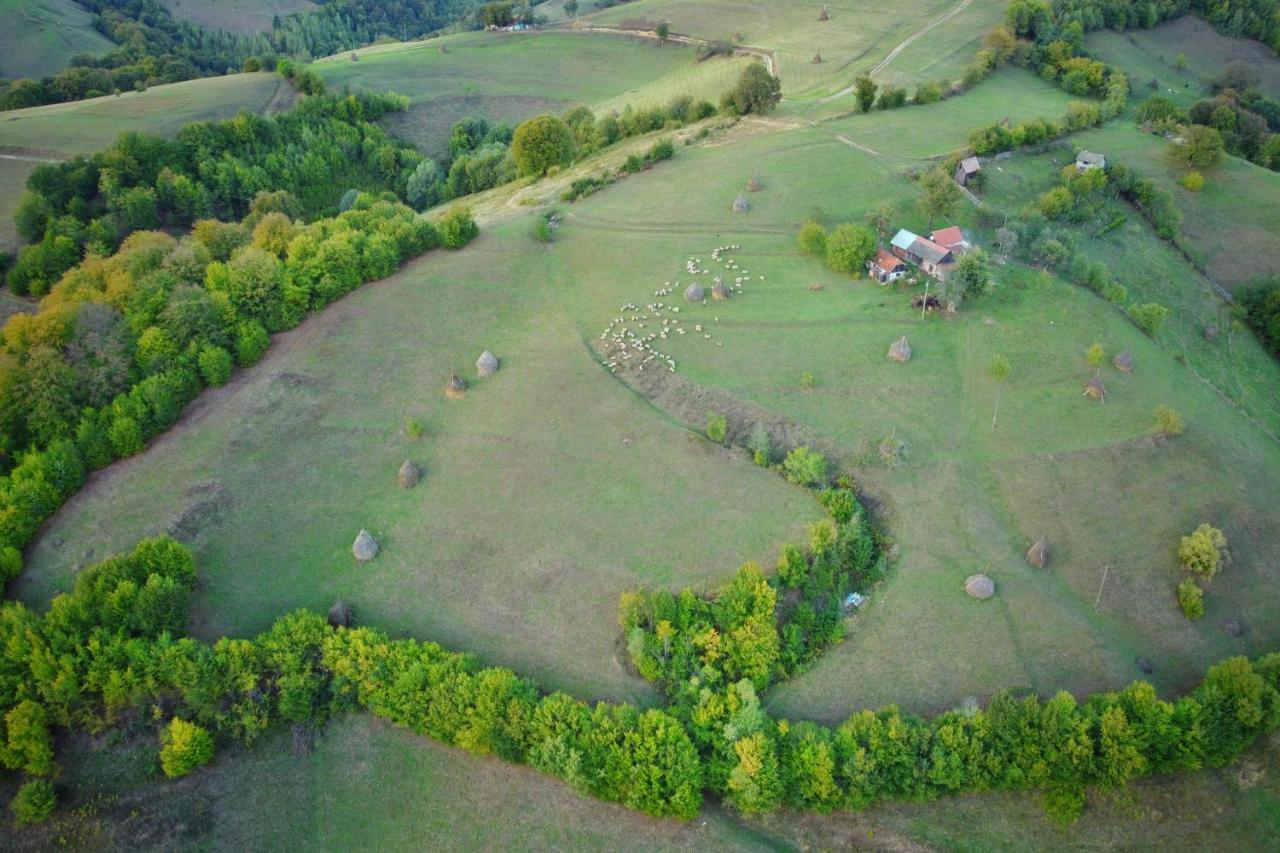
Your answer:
(1087, 16), (1280, 103)
(1071, 123), (1280, 291)
(315, 30), (750, 156)
(0, 0), (115, 79)
(157, 0), (316, 33)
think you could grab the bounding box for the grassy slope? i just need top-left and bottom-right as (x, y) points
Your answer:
(157, 0), (316, 34)
(0, 0), (115, 79)
(18, 213), (818, 705)
(1087, 15), (1280, 102)
(1072, 122), (1280, 292)
(315, 30), (750, 157)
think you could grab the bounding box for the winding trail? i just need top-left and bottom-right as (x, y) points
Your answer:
(819, 0), (973, 103)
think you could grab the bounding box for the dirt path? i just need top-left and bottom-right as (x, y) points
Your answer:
(0, 149), (64, 164)
(560, 25), (780, 80)
(819, 0), (973, 103)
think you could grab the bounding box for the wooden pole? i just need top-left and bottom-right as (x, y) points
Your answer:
(1093, 564), (1110, 610)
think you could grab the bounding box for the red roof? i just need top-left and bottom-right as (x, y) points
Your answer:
(872, 248), (903, 270)
(930, 226), (965, 249)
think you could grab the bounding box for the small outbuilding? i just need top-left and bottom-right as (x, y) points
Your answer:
(476, 350), (499, 377)
(1076, 150), (1106, 171)
(353, 529), (379, 562)
(954, 156), (981, 186)
(868, 248), (908, 283)
(1084, 376), (1107, 402)
(684, 282), (705, 302)
(328, 600), (353, 628)
(964, 573), (995, 600)
(1113, 351), (1134, 373)
(887, 336), (912, 363)
(445, 372), (467, 399)
(1026, 536), (1049, 568)
(398, 460), (421, 489)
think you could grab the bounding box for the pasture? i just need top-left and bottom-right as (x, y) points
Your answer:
(314, 30), (750, 156)
(1087, 15), (1280, 102)
(157, 0), (317, 34)
(0, 0), (114, 79)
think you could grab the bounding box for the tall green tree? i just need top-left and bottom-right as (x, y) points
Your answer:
(512, 115), (576, 176)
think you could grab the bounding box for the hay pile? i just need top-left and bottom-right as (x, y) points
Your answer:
(746, 174), (763, 192)
(887, 336), (912, 363)
(812, 53), (823, 63)
(964, 574), (995, 600)
(684, 282), (705, 302)
(438, 44), (448, 54)
(712, 278), (731, 300)
(353, 529), (379, 562)
(476, 350), (499, 377)
(1026, 536), (1049, 568)
(1113, 351), (1134, 373)
(819, 5), (829, 20)
(328, 600), (353, 628)
(398, 460), (421, 489)
(1204, 324), (1219, 342)
(1084, 376), (1107, 402)
(445, 372), (467, 400)
(732, 194), (749, 213)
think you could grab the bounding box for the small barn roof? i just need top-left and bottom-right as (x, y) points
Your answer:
(964, 573), (995, 599)
(958, 156), (980, 174)
(891, 229), (919, 251)
(872, 248), (903, 270)
(911, 237), (952, 265)
(1077, 150), (1105, 165)
(930, 226), (966, 249)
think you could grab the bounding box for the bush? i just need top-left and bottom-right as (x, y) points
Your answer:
(777, 543), (808, 586)
(783, 447), (827, 487)
(405, 417), (423, 439)
(198, 345), (233, 387)
(438, 207), (479, 249)
(108, 416), (144, 457)
(234, 320), (270, 367)
(1178, 524), (1228, 580)
(160, 718), (215, 778)
(1128, 302), (1169, 337)
(797, 220), (827, 256)
(1178, 579), (1205, 620)
(0, 545), (21, 584)
(722, 62), (781, 115)
(10, 779), (56, 825)
(825, 223), (876, 275)
(706, 412), (727, 444)
(512, 115), (576, 176)
(747, 422), (771, 465)
(1180, 171), (1204, 191)
(1153, 405), (1183, 437)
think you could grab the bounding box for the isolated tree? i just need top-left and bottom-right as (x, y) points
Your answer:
(854, 75), (878, 112)
(825, 223), (876, 275)
(1172, 125), (1225, 169)
(1177, 579), (1205, 619)
(512, 115), (576, 176)
(987, 353), (1011, 429)
(864, 201), (895, 240)
(982, 26), (1016, 66)
(563, 0), (578, 15)
(160, 718), (214, 778)
(657, 22), (670, 43)
(917, 166), (962, 226)
(950, 249), (992, 300)
(1086, 342), (1105, 370)
(724, 62), (781, 115)
(797, 220), (827, 255)
(1153, 405), (1184, 437)
(1178, 523), (1228, 580)
(783, 446), (827, 486)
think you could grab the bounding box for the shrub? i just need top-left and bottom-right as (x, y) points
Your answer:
(108, 416), (144, 457)
(438, 207), (479, 249)
(747, 422), (771, 465)
(1153, 405), (1183, 437)
(405, 417), (423, 439)
(722, 62), (781, 115)
(706, 412), (727, 444)
(160, 718), (215, 778)
(1180, 171), (1204, 192)
(797, 221), (827, 256)
(10, 779), (55, 825)
(0, 545), (21, 584)
(825, 223), (876, 275)
(1128, 302), (1169, 337)
(777, 543), (808, 586)
(1178, 579), (1205, 620)
(234, 320), (270, 367)
(197, 345), (233, 387)
(1178, 524), (1228, 580)
(534, 217), (553, 244)
(783, 447), (827, 487)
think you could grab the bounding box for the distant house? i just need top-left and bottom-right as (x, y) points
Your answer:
(954, 156), (981, 186)
(1076, 151), (1106, 171)
(890, 228), (953, 279)
(929, 226), (969, 255)
(868, 248), (908, 283)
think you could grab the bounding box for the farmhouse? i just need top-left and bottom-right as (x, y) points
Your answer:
(954, 156), (981, 186)
(1076, 150), (1106, 171)
(929, 226), (970, 255)
(890, 228), (919, 262)
(868, 248), (908, 283)
(890, 228), (954, 279)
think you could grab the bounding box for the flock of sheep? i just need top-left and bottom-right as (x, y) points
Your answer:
(598, 244), (764, 375)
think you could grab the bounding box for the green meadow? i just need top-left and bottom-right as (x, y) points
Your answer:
(0, 0), (114, 79)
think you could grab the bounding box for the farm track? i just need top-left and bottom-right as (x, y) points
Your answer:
(558, 24), (780, 80)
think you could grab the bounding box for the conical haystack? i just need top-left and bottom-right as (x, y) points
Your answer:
(712, 277), (731, 300)
(964, 574), (995, 600)
(353, 529), (379, 562)
(445, 372), (467, 399)
(398, 459), (421, 489)
(887, 336), (912, 363)
(476, 350), (499, 377)
(438, 44), (448, 54)
(731, 194), (749, 213)
(819, 5), (830, 21)
(684, 282), (705, 302)
(328, 600), (353, 628)
(1084, 376), (1107, 402)
(1113, 351), (1133, 373)
(1026, 536), (1049, 568)
(812, 53), (823, 64)
(746, 174), (763, 192)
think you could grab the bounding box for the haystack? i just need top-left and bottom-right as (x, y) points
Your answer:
(438, 44), (448, 54)
(350, 52), (359, 62)
(1136, 657), (1153, 674)
(1084, 376), (1107, 402)
(445, 372), (467, 399)
(1026, 536), (1049, 568)
(812, 53), (823, 64)
(328, 600), (353, 628)
(353, 529), (379, 562)
(1223, 618), (1244, 638)
(964, 574), (995, 600)
(1113, 351), (1134, 373)
(819, 5), (830, 20)
(1203, 324), (1219, 342)
(712, 278), (731, 300)
(732, 194), (749, 213)
(746, 174), (763, 192)
(684, 282), (705, 302)
(476, 350), (499, 377)
(398, 459), (421, 489)
(887, 336), (912, 363)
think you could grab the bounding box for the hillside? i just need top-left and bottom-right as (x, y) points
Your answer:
(156, 0), (317, 34)
(0, 0), (115, 79)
